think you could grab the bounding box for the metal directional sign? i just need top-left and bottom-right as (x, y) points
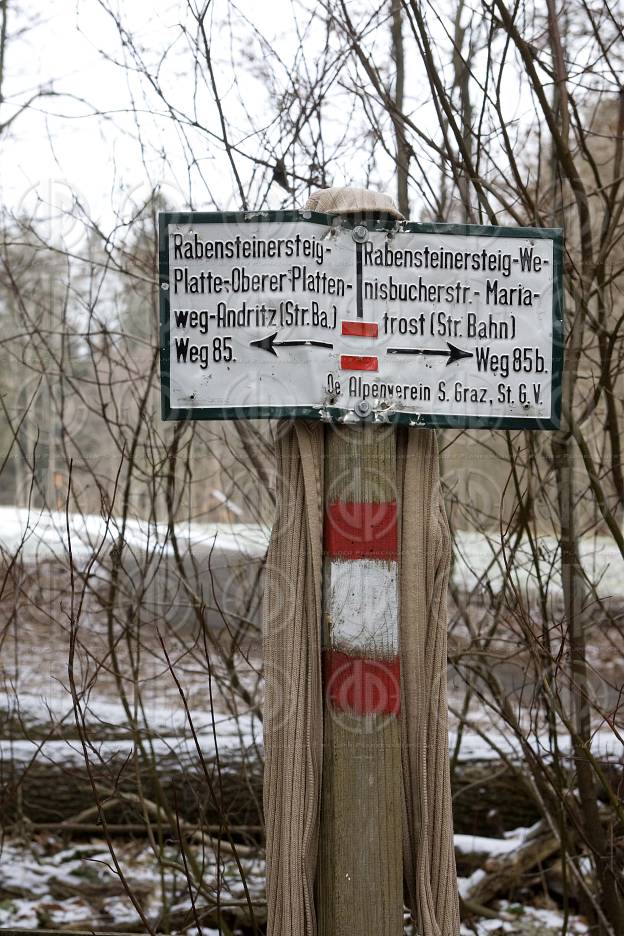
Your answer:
(159, 211), (563, 428)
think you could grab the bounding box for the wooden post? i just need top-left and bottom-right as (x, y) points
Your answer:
(318, 423), (403, 935)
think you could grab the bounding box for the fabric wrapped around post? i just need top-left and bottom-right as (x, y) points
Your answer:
(263, 421), (324, 936)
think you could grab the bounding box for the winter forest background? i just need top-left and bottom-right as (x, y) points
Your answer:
(0, 1), (623, 934)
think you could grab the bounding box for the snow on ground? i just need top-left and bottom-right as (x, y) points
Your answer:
(0, 506), (269, 567)
(0, 833), (592, 934)
(448, 723), (624, 762)
(1, 505), (622, 600)
(453, 529), (624, 599)
(4, 683), (261, 741)
(0, 711), (261, 767)
(454, 824), (539, 858)
(458, 868), (488, 899)
(0, 835), (264, 931)
(2, 710), (620, 770)
(459, 903), (589, 935)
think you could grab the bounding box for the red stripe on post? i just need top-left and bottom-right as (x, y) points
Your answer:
(323, 649), (400, 717)
(324, 501), (397, 560)
(340, 354), (378, 371)
(341, 320), (379, 338)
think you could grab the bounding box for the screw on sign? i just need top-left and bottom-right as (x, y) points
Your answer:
(158, 187), (563, 936)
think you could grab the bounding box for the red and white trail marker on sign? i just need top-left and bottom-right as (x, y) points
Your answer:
(159, 210), (563, 430)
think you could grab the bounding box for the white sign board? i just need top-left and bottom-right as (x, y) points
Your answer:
(160, 212), (563, 428)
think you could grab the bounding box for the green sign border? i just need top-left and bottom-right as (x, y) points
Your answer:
(159, 210), (564, 429)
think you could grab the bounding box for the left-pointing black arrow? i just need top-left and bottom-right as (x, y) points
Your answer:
(387, 341), (473, 366)
(250, 331), (334, 357)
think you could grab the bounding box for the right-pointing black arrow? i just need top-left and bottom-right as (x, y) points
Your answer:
(387, 341), (473, 366)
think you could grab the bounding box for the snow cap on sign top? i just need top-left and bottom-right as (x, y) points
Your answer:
(305, 186), (404, 219)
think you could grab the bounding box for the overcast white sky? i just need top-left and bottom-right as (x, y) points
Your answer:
(3, 0), (607, 246)
(1, 0), (333, 244)
(2, 3), (145, 225)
